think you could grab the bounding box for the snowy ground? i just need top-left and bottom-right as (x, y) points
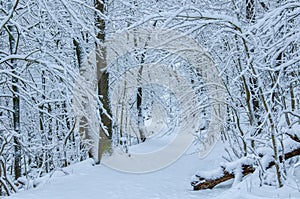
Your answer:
(6, 142), (300, 199)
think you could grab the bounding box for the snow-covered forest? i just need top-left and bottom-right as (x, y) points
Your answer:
(0, 0), (300, 198)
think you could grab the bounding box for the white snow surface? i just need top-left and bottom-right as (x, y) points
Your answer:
(6, 143), (300, 199)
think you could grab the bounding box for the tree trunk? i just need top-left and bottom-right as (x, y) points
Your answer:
(8, 0), (21, 180)
(95, 0), (112, 163)
(136, 61), (146, 143)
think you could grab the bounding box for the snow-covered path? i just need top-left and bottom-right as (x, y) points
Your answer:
(7, 143), (300, 199)
(7, 150), (220, 199)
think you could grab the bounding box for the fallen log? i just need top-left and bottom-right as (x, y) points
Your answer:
(192, 147), (300, 190)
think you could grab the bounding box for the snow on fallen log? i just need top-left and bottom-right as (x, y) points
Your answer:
(191, 147), (300, 190)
